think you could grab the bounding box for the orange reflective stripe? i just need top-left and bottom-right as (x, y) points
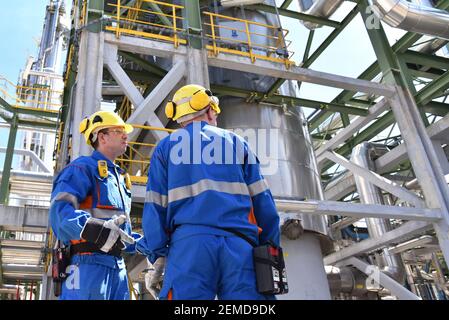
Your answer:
(70, 239), (87, 245)
(96, 204), (116, 209)
(168, 289), (173, 300)
(79, 195), (93, 209)
(248, 207), (262, 234)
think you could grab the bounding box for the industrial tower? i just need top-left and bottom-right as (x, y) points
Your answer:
(0, 0), (449, 300)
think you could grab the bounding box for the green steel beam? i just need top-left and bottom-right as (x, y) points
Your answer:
(347, 99), (373, 107)
(397, 54), (429, 126)
(319, 92), (449, 171)
(320, 87), (449, 164)
(309, 110), (335, 132)
(247, 4), (341, 28)
(118, 51), (167, 77)
(0, 96), (15, 114)
(321, 111), (395, 171)
(0, 95), (59, 119)
(265, 29), (315, 98)
(415, 70), (449, 105)
(145, 2), (172, 27)
(425, 101), (449, 116)
(320, 1), (441, 168)
(409, 68), (445, 80)
(87, 0), (104, 32)
(211, 85), (368, 115)
(312, 133), (333, 140)
(185, 0), (202, 49)
(309, 34), (423, 130)
(302, 5), (359, 69)
(309, 0), (449, 130)
(0, 115), (18, 204)
(266, 79), (286, 97)
(309, 62), (380, 131)
(401, 50), (449, 70)
(115, 0), (171, 27)
(280, 0), (293, 9)
(321, 102), (449, 171)
(303, 30), (315, 62)
(359, 1), (408, 86)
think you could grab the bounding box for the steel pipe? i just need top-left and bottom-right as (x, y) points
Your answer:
(369, 0), (449, 40)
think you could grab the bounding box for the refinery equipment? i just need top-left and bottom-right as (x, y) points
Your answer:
(0, 0), (449, 300)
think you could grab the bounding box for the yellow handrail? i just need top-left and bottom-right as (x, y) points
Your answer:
(106, 0), (186, 46)
(116, 124), (175, 184)
(0, 75), (62, 113)
(102, 3), (293, 66)
(203, 11), (294, 67)
(80, 0), (87, 26)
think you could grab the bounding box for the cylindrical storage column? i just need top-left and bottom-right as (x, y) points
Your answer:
(218, 99), (332, 299)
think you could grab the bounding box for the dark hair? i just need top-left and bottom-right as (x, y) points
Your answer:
(91, 128), (109, 150)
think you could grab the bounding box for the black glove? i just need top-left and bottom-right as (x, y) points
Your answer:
(80, 215), (135, 253)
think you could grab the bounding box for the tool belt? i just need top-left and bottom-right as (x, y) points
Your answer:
(70, 242), (122, 258)
(221, 227), (289, 295)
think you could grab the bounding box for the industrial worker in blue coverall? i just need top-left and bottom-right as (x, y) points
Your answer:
(49, 111), (142, 300)
(136, 84), (281, 300)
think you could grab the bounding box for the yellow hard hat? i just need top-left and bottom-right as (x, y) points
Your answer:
(79, 110), (133, 146)
(165, 84), (221, 122)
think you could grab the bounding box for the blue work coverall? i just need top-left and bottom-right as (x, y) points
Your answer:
(50, 150), (139, 300)
(137, 121), (280, 300)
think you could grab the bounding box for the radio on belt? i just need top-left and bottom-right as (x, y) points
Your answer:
(253, 243), (288, 295)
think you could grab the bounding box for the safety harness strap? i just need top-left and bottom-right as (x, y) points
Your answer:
(70, 242), (122, 258)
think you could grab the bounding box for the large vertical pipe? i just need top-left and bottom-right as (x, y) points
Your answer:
(350, 142), (405, 282)
(218, 96), (332, 299)
(213, 5), (332, 299)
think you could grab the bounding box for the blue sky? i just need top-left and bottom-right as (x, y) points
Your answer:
(0, 0), (420, 167)
(0, 1), (49, 83)
(0, 1), (53, 165)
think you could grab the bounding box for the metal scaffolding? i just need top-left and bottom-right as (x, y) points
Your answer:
(1, 0), (449, 300)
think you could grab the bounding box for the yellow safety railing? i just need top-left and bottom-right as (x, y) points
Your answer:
(116, 124), (174, 184)
(0, 76), (62, 113)
(118, 96), (133, 121)
(203, 11), (294, 67)
(53, 121), (64, 164)
(44, 229), (54, 274)
(125, 0), (143, 25)
(105, 0), (186, 47)
(79, 0), (88, 26)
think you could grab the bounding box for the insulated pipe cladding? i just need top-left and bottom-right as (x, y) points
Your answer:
(350, 142), (406, 283)
(218, 98), (333, 299)
(212, 5), (333, 298)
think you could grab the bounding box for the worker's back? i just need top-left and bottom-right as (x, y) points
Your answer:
(140, 84), (280, 299)
(151, 120), (263, 244)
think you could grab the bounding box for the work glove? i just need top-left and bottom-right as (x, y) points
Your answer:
(145, 257), (166, 300)
(80, 215), (135, 253)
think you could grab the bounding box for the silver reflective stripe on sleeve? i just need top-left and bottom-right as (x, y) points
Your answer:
(84, 208), (125, 219)
(169, 179), (250, 204)
(145, 190), (168, 208)
(51, 192), (79, 209)
(248, 179), (269, 197)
